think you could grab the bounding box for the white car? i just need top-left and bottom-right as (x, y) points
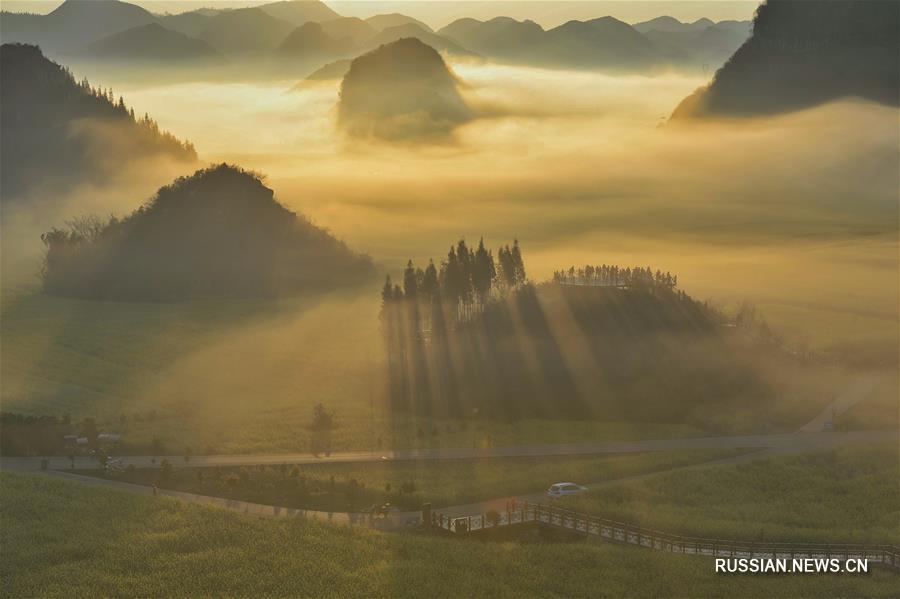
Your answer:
(546, 482), (588, 499)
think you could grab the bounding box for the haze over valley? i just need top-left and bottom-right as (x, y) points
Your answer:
(1, 3), (898, 595)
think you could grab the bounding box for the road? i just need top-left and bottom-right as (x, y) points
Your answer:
(3, 429), (896, 473)
(3, 428), (895, 531)
(797, 374), (882, 433)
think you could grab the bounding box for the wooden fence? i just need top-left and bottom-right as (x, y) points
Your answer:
(433, 504), (900, 570)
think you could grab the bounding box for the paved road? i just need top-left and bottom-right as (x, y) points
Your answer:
(3, 429), (896, 473)
(434, 448), (779, 519)
(5, 429), (895, 531)
(797, 374), (881, 433)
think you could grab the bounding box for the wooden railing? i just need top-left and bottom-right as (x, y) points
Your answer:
(433, 504), (900, 570)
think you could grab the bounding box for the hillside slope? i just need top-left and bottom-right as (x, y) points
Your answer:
(40, 164), (373, 300)
(672, 0), (900, 118)
(0, 44), (196, 201)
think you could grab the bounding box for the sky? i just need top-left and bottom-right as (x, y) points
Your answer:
(1, 0), (760, 27)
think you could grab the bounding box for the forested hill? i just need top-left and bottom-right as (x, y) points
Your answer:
(379, 242), (770, 426)
(338, 38), (472, 140)
(40, 164), (374, 301)
(0, 44), (197, 201)
(671, 0), (899, 118)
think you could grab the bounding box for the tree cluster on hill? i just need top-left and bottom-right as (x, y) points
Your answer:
(553, 264), (677, 289)
(40, 164), (374, 300)
(379, 242), (766, 423)
(382, 238), (525, 323)
(0, 43), (197, 201)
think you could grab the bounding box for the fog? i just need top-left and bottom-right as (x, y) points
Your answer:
(102, 62), (897, 325)
(2, 60), (896, 446)
(5, 62), (897, 323)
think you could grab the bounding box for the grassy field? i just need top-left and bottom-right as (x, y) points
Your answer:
(561, 444), (900, 544)
(2, 285), (716, 454)
(2, 471), (897, 598)
(80, 449), (746, 511)
(3, 282), (888, 455)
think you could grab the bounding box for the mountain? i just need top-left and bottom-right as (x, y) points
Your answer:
(0, 0), (157, 54)
(439, 17), (544, 60)
(0, 44), (196, 201)
(277, 22), (355, 59)
(633, 15), (690, 34)
(304, 58), (352, 81)
(158, 10), (215, 37)
(40, 164), (374, 300)
(365, 13), (432, 33)
(257, 0), (340, 26)
(441, 15), (671, 70)
(363, 23), (476, 57)
(535, 16), (663, 69)
(318, 17), (376, 46)
(73, 23), (221, 63)
(643, 20), (750, 68)
(672, 0), (900, 118)
(338, 38), (473, 140)
(197, 7), (296, 55)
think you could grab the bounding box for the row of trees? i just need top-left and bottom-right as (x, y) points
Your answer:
(381, 238), (526, 324)
(553, 264), (677, 289)
(380, 239), (529, 415)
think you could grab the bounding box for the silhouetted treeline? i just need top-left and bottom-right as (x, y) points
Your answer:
(553, 264), (677, 288)
(382, 238), (525, 322)
(381, 245), (765, 424)
(0, 43), (196, 200)
(41, 164), (374, 300)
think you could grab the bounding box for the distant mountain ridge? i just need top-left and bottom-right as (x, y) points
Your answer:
(277, 21), (355, 59)
(74, 22), (221, 62)
(0, 0), (340, 55)
(1, 0), (752, 75)
(672, 0), (900, 118)
(0, 43), (196, 201)
(0, 0), (157, 54)
(197, 7), (296, 55)
(438, 14), (749, 71)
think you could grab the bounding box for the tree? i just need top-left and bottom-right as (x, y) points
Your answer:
(381, 275), (394, 306)
(510, 239), (525, 285)
(421, 260), (439, 300)
(473, 238), (495, 300)
(310, 403), (335, 457)
(151, 437), (165, 456)
(311, 403), (335, 431)
(403, 260), (418, 299)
